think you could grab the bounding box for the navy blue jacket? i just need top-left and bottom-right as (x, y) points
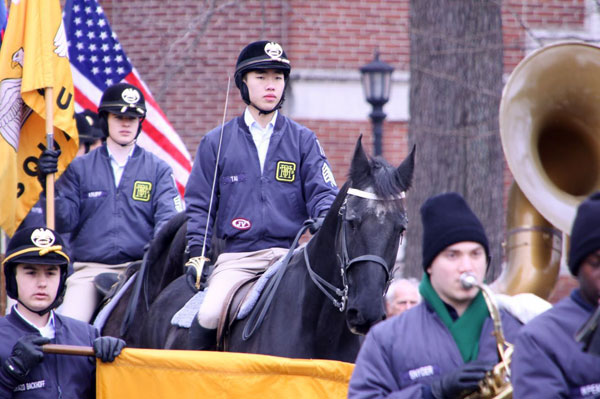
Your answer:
(348, 300), (523, 399)
(185, 113), (338, 256)
(17, 202), (44, 232)
(51, 144), (181, 264)
(0, 310), (99, 398)
(512, 290), (600, 398)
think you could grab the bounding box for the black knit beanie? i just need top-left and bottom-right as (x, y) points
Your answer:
(420, 192), (490, 270)
(568, 192), (600, 276)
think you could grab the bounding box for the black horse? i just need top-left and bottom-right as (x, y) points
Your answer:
(93, 211), (189, 346)
(140, 136), (414, 362)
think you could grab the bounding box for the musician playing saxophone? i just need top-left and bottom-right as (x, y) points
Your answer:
(348, 192), (523, 399)
(512, 192), (600, 398)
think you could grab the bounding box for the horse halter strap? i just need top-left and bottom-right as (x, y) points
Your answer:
(304, 187), (402, 312)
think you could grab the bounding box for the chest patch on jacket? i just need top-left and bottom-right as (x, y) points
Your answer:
(276, 161), (296, 182)
(132, 181), (152, 202)
(231, 218), (251, 230)
(400, 364), (440, 385)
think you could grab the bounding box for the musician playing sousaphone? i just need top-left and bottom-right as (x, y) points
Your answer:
(512, 192), (600, 397)
(348, 192), (523, 399)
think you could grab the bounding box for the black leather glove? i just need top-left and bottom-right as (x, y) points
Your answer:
(37, 148), (61, 189)
(93, 336), (125, 363)
(2, 334), (50, 382)
(308, 216), (325, 234)
(430, 360), (493, 399)
(185, 256), (211, 291)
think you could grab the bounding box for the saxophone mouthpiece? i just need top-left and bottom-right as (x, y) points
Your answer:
(460, 273), (478, 290)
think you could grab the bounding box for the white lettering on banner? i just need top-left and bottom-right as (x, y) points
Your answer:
(408, 365), (434, 380)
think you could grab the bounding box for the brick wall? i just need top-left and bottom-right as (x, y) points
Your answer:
(101, 0), (586, 163)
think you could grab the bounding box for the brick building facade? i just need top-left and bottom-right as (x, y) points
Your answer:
(101, 0), (599, 300)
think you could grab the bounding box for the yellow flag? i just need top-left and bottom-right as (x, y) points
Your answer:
(97, 349), (354, 399)
(0, 0), (77, 237)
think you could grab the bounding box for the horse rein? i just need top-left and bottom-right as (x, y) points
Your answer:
(242, 187), (405, 340)
(304, 187), (406, 312)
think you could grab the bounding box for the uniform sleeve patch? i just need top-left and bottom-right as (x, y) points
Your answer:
(132, 181), (153, 202)
(276, 161), (296, 183)
(173, 195), (184, 212)
(322, 162), (337, 187)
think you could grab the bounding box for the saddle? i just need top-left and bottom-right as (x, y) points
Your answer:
(216, 274), (260, 350)
(91, 261), (141, 327)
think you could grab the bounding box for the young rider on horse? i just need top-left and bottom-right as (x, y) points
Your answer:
(185, 40), (339, 349)
(37, 83), (182, 323)
(0, 227), (125, 398)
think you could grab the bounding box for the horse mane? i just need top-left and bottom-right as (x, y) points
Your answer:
(349, 155), (412, 199)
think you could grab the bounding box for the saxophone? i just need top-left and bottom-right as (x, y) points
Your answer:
(460, 273), (513, 399)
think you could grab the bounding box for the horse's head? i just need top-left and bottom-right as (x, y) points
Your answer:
(340, 136), (415, 335)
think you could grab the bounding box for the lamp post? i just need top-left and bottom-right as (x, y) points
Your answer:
(360, 50), (394, 156)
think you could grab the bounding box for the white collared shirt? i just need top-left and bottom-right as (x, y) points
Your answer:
(244, 107), (277, 174)
(107, 145), (135, 187)
(14, 307), (56, 339)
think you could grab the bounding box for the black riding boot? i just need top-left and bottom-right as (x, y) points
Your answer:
(189, 320), (216, 350)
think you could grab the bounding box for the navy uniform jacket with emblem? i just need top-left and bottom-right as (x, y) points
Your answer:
(512, 290), (600, 398)
(185, 113), (338, 256)
(0, 309), (99, 398)
(347, 301), (522, 399)
(50, 143), (180, 264)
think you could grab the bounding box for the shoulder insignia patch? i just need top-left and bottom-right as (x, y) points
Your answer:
(132, 181), (152, 202)
(276, 161), (296, 183)
(322, 162), (337, 187)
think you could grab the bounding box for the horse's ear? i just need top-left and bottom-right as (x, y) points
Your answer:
(396, 145), (416, 189)
(351, 134), (370, 178)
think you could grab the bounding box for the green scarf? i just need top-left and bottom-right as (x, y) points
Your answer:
(419, 274), (489, 362)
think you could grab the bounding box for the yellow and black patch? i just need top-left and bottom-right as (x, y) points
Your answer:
(276, 161), (296, 182)
(132, 181), (153, 202)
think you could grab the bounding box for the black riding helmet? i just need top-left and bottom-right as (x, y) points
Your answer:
(76, 109), (104, 150)
(234, 40), (291, 114)
(97, 82), (146, 140)
(3, 227), (70, 315)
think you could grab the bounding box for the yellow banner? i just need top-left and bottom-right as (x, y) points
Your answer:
(97, 349), (354, 399)
(0, 0), (77, 236)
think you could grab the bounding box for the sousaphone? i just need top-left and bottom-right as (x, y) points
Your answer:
(496, 41), (600, 298)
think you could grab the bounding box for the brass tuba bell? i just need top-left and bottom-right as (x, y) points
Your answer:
(495, 41), (600, 299)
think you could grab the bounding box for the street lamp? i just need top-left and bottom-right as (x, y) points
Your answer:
(360, 50), (394, 156)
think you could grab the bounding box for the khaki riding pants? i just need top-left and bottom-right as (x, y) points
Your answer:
(197, 247), (288, 329)
(58, 261), (130, 323)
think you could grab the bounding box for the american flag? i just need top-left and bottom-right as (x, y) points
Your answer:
(0, 0), (6, 43)
(63, 0), (191, 195)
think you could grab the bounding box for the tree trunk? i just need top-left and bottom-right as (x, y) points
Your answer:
(405, 0), (505, 280)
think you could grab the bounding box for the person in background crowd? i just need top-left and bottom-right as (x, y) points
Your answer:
(385, 277), (421, 318)
(512, 192), (600, 397)
(75, 109), (104, 156)
(37, 82), (182, 322)
(348, 192), (523, 399)
(0, 226), (125, 398)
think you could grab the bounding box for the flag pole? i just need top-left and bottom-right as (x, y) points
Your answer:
(44, 87), (55, 229)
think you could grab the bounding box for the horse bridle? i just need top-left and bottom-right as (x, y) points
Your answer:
(303, 187), (406, 312)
